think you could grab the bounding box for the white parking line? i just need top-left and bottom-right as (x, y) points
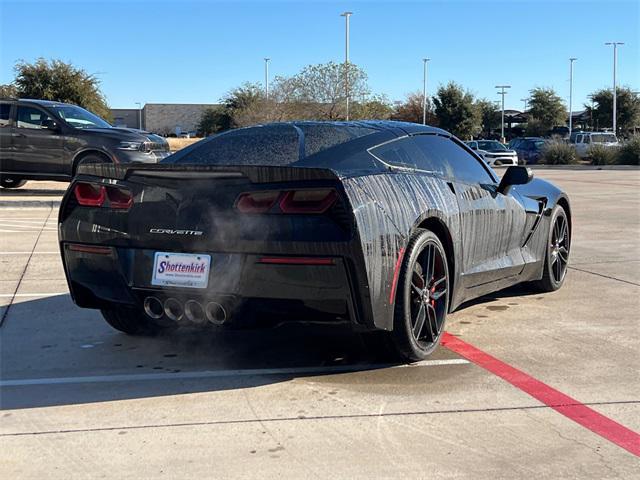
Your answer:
(0, 252), (59, 255)
(0, 359), (470, 387)
(0, 293), (68, 298)
(0, 225), (57, 230)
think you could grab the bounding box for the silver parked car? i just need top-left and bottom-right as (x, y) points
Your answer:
(573, 132), (620, 159)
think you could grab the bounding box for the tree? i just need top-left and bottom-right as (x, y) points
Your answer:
(475, 99), (501, 137)
(525, 118), (547, 136)
(392, 91), (435, 124)
(197, 106), (229, 136)
(527, 87), (567, 134)
(0, 84), (18, 98)
(11, 58), (111, 120)
(221, 83), (267, 128)
(587, 87), (640, 135)
(276, 61), (369, 120)
(433, 82), (480, 139)
(351, 94), (394, 120)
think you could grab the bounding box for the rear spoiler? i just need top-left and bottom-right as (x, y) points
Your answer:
(76, 163), (341, 184)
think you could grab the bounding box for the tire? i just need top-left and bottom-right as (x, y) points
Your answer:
(73, 153), (111, 175)
(101, 306), (173, 335)
(532, 205), (570, 292)
(390, 229), (450, 362)
(0, 176), (27, 189)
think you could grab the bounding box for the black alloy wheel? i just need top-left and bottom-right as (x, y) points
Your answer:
(550, 212), (569, 284)
(392, 229), (450, 362)
(534, 205), (570, 292)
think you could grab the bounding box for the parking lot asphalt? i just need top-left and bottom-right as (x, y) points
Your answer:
(1, 169), (639, 478)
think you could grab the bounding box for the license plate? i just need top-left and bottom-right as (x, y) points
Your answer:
(151, 252), (211, 289)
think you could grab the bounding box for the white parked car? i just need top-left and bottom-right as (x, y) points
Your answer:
(465, 140), (519, 166)
(573, 132), (620, 159)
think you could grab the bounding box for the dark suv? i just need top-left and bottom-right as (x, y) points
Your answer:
(0, 98), (170, 188)
(509, 137), (547, 164)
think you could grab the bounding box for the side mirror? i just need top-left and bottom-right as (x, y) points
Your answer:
(42, 119), (60, 132)
(497, 166), (533, 195)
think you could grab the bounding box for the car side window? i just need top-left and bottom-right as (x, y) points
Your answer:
(368, 137), (421, 170)
(412, 134), (495, 184)
(583, 135), (590, 144)
(16, 106), (55, 130)
(0, 103), (11, 128)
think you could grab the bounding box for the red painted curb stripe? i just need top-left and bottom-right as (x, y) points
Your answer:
(441, 332), (640, 457)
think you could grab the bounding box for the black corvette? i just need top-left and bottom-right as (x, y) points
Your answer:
(59, 121), (571, 361)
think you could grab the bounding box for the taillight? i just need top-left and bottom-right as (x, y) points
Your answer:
(106, 186), (133, 209)
(74, 183), (105, 207)
(235, 189), (338, 214)
(279, 189), (337, 214)
(67, 244), (113, 255)
(259, 256), (335, 265)
(73, 182), (132, 210)
(236, 191), (280, 213)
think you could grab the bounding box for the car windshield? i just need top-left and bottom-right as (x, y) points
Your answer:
(51, 105), (112, 129)
(477, 141), (506, 151)
(592, 134), (617, 143)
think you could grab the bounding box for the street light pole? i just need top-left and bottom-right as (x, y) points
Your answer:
(569, 58), (577, 136)
(605, 42), (624, 134)
(340, 11), (353, 120)
(135, 102), (142, 130)
(495, 85), (511, 143)
(520, 98), (528, 112)
(264, 58), (271, 100)
(422, 58), (430, 125)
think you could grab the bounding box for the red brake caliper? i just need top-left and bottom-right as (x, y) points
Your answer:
(430, 280), (436, 307)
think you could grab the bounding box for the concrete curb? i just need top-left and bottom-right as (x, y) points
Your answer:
(527, 165), (640, 170)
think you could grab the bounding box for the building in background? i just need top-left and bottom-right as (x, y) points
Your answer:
(110, 103), (219, 135)
(111, 108), (142, 129)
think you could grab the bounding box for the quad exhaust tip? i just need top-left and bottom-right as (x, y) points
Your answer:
(205, 302), (227, 325)
(143, 296), (164, 319)
(164, 298), (184, 322)
(184, 300), (206, 325)
(144, 296), (227, 325)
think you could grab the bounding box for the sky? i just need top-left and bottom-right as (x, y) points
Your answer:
(1, 0), (638, 111)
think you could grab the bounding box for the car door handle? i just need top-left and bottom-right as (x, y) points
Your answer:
(12, 132), (27, 138)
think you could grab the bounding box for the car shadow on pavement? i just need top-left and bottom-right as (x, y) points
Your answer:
(457, 283), (544, 310)
(1, 294), (415, 410)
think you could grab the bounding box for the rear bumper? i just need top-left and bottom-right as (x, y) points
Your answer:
(61, 243), (367, 328)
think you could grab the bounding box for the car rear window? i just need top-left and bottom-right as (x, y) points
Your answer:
(165, 123), (379, 166)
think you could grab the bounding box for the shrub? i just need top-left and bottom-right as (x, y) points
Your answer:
(589, 144), (617, 165)
(616, 136), (640, 165)
(541, 141), (578, 165)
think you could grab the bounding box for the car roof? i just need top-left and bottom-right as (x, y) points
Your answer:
(252, 120), (450, 138)
(6, 98), (76, 108)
